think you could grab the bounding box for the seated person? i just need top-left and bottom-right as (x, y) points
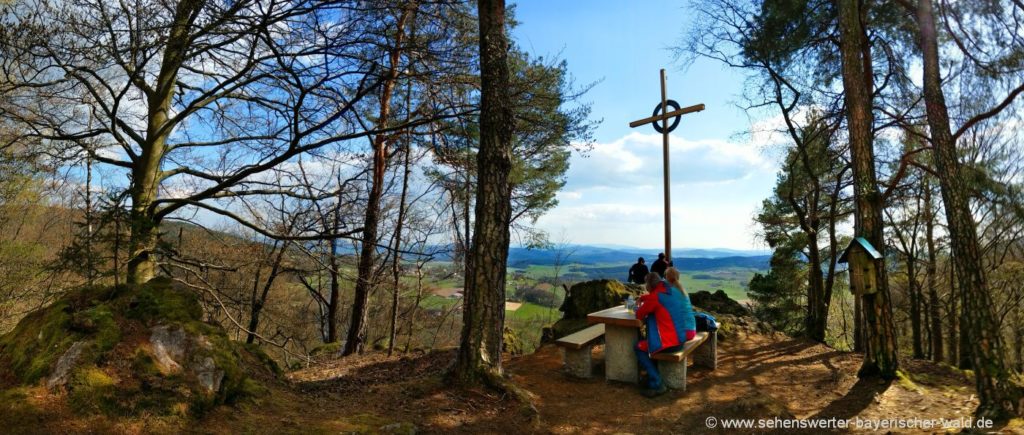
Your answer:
(634, 270), (697, 397)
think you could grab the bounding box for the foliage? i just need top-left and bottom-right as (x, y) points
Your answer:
(747, 251), (806, 336)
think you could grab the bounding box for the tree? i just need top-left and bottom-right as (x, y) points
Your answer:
(0, 0), (456, 286)
(835, 0), (899, 379)
(747, 252), (808, 335)
(343, 1), (416, 357)
(902, 0), (1024, 418)
(451, 0), (514, 385)
(755, 119), (850, 342)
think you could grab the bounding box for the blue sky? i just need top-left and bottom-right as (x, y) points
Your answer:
(511, 0), (784, 251)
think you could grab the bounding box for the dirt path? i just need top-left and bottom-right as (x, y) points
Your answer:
(507, 334), (990, 433)
(205, 332), (1006, 434)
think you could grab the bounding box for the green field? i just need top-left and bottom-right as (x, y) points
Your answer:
(506, 263), (756, 302)
(506, 301), (560, 322)
(415, 261), (759, 353)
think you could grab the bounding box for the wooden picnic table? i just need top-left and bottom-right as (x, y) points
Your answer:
(587, 305), (642, 383)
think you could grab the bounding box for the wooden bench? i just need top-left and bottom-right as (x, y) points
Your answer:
(555, 324), (605, 378)
(650, 330), (717, 391)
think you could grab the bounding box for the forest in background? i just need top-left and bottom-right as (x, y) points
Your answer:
(684, 0), (1024, 419)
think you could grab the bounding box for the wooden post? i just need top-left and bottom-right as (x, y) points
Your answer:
(660, 69), (671, 260)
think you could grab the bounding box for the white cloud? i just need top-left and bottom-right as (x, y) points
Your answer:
(566, 130), (777, 192)
(538, 129), (784, 250)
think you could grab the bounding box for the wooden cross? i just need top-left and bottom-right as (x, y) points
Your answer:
(628, 69), (705, 262)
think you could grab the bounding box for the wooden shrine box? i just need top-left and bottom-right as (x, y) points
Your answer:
(838, 237), (884, 295)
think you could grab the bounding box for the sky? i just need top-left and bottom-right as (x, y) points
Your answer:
(509, 0), (784, 251)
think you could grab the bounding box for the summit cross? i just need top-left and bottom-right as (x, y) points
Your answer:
(627, 68), (705, 262)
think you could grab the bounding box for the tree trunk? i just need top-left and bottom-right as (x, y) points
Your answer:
(343, 6), (411, 356)
(327, 231), (342, 343)
(948, 261), (959, 365)
(404, 264), (426, 352)
(126, 0), (203, 285)
(836, 0), (899, 379)
(806, 238), (828, 342)
(451, 0), (514, 385)
(924, 178), (943, 363)
(388, 135), (413, 356)
(247, 242), (286, 344)
(1014, 306), (1023, 372)
(854, 293), (863, 352)
(916, 0), (1022, 418)
(909, 257), (924, 359)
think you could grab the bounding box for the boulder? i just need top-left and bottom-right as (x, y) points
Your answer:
(548, 279), (638, 339)
(0, 278), (279, 417)
(689, 290), (750, 317)
(47, 340), (89, 390)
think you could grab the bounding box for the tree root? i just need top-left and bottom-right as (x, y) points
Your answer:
(480, 369), (540, 427)
(445, 363), (541, 428)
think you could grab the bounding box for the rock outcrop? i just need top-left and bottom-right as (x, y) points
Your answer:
(689, 290), (750, 317)
(546, 279), (639, 340)
(0, 278), (279, 416)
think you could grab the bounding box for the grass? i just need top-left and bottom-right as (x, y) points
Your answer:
(508, 263), (756, 302)
(506, 301), (559, 322)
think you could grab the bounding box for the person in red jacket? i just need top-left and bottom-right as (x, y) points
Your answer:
(634, 270), (697, 397)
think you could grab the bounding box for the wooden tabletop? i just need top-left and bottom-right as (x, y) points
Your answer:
(587, 305), (642, 328)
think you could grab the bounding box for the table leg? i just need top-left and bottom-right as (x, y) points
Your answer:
(603, 324), (638, 383)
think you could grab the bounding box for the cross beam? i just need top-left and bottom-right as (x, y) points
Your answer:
(627, 69), (705, 263)
(628, 103), (705, 129)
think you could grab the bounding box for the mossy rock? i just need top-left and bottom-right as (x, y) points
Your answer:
(548, 279), (637, 339)
(558, 279), (635, 319)
(549, 318), (589, 341)
(502, 326), (524, 356)
(689, 290), (749, 316)
(0, 277), (278, 417)
(309, 341), (343, 358)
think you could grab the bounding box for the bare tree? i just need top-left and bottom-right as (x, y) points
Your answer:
(0, 0), (471, 286)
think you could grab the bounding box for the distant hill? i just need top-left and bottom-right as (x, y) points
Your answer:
(506, 245), (770, 268)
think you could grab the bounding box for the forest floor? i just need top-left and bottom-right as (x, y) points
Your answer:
(5, 332), (1024, 434)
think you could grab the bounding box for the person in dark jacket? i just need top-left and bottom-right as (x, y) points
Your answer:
(634, 271), (696, 397)
(628, 257), (648, 284)
(650, 253), (668, 277)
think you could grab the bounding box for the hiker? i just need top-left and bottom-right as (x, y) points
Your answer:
(634, 271), (697, 397)
(650, 252), (668, 277)
(628, 257), (648, 284)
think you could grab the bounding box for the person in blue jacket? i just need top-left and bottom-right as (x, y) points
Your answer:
(634, 268), (696, 397)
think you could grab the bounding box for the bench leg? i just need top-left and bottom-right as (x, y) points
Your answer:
(658, 360), (687, 391)
(694, 330), (717, 370)
(562, 345), (593, 379)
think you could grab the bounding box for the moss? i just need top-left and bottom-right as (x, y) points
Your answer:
(132, 349), (161, 377)
(0, 387), (38, 427)
(2, 278), (279, 419)
(309, 341), (343, 358)
(125, 278), (202, 325)
(78, 304), (120, 356)
(238, 378), (268, 399)
(502, 326), (524, 355)
(242, 342), (283, 377)
(895, 370), (922, 393)
(67, 366), (119, 415)
(0, 299), (80, 383)
(560, 279), (632, 319)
